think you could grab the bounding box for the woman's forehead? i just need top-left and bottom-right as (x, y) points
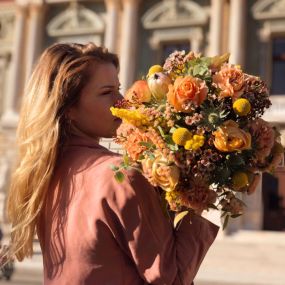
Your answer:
(88, 62), (120, 89)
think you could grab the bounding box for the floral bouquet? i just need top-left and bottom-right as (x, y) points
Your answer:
(110, 50), (284, 228)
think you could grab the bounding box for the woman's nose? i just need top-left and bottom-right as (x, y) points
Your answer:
(117, 92), (124, 101)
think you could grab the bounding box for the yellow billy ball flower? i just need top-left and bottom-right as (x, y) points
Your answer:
(232, 172), (249, 190)
(172, 128), (192, 146)
(147, 65), (163, 77)
(233, 98), (251, 116)
(184, 135), (205, 150)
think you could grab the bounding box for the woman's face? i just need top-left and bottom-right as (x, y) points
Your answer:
(68, 62), (123, 140)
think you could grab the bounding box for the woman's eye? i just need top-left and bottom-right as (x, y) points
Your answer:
(101, 91), (112, 95)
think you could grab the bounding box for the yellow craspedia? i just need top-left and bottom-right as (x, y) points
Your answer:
(232, 172), (249, 190)
(172, 128), (192, 146)
(110, 107), (149, 127)
(147, 65), (163, 77)
(233, 98), (251, 116)
(184, 135), (205, 150)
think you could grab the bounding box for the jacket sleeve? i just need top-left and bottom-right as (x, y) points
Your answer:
(101, 160), (219, 285)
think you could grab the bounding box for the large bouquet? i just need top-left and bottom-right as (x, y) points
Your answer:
(110, 50), (284, 228)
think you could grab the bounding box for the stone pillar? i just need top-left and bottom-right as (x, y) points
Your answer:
(119, 0), (140, 94)
(1, 4), (27, 128)
(25, 2), (44, 81)
(104, 0), (119, 53)
(209, 0), (224, 56)
(228, 0), (246, 65)
(191, 29), (203, 53)
(242, 177), (263, 230)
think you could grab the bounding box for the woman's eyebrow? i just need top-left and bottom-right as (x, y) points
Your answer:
(100, 84), (120, 89)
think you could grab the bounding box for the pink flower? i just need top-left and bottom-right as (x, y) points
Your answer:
(213, 64), (245, 99)
(248, 119), (275, 164)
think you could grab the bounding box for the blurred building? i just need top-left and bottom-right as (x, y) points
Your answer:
(0, 0), (284, 233)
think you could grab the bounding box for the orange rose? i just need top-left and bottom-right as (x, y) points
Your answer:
(213, 120), (251, 152)
(125, 80), (152, 103)
(167, 76), (208, 112)
(213, 64), (245, 99)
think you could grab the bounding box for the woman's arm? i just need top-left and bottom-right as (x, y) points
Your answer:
(101, 159), (219, 285)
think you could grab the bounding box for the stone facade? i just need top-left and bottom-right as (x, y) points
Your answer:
(0, 0), (285, 232)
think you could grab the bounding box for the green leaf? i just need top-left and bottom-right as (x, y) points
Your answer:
(138, 154), (145, 160)
(110, 164), (119, 171)
(114, 171), (125, 183)
(157, 126), (165, 137)
(223, 215), (230, 230)
(169, 127), (177, 134)
(208, 204), (219, 210)
(123, 154), (130, 166)
(139, 141), (156, 149)
(174, 211), (189, 229)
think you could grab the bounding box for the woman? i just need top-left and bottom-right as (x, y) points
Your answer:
(7, 43), (219, 284)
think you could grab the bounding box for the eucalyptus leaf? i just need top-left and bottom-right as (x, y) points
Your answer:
(115, 171), (125, 183)
(157, 126), (165, 137)
(123, 154), (130, 166)
(174, 210), (189, 229)
(110, 164), (119, 171)
(208, 204), (219, 210)
(223, 215), (230, 230)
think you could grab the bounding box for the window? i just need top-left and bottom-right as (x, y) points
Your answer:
(271, 37), (285, 95)
(160, 41), (190, 64)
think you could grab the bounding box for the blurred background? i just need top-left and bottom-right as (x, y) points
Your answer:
(0, 0), (284, 284)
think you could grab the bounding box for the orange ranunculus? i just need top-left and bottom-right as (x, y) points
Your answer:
(213, 120), (251, 152)
(213, 64), (245, 99)
(167, 76), (208, 112)
(125, 80), (152, 103)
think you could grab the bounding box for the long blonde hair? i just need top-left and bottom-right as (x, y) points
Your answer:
(7, 43), (119, 261)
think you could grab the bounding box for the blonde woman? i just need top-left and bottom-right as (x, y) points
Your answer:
(6, 43), (219, 285)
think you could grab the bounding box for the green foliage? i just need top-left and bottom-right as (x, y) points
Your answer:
(114, 171), (125, 183)
(186, 57), (212, 80)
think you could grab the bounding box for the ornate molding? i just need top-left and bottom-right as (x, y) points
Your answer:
(0, 9), (16, 54)
(47, 1), (105, 37)
(142, 0), (208, 30)
(252, 0), (285, 20)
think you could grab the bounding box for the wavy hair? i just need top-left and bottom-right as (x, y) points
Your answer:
(6, 43), (119, 261)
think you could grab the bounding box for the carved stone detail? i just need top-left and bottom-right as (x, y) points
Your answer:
(252, 0), (285, 20)
(47, 1), (105, 37)
(142, 0), (208, 30)
(0, 10), (16, 53)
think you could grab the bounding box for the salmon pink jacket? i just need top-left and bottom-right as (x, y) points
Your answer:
(37, 134), (219, 285)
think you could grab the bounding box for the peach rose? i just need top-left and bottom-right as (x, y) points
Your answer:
(213, 120), (251, 152)
(213, 64), (245, 99)
(142, 154), (180, 192)
(167, 76), (208, 112)
(125, 80), (152, 103)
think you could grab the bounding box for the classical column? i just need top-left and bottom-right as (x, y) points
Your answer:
(208, 0), (224, 56)
(119, 0), (140, 94)
(228, 0), (246, 65)
(1, 4), (27, 128)
(25, 2), (44, 81)
(104, 0), (119, 53)
(242, 177), (264, 230)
